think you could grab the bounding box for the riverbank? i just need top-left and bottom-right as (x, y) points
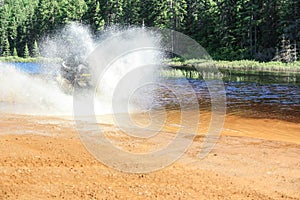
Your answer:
(0, 111), (299, 199)
(0, 56), (61, 63)
(1, 56), (300, 75)
(166, 59), (300, 75)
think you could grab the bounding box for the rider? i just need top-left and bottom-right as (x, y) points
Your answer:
(59, 33), (91, 88)
(61, 54), (81, 83)
(60, 53), (91, 87)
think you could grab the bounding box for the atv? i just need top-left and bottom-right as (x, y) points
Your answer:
(57, 61), (92, 94)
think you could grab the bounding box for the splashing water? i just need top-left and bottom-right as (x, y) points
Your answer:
(91, 27), (163, 114)
(0, 63), (73, 115)
(41, 22), (95, 61)
(0, 23), (163, 116)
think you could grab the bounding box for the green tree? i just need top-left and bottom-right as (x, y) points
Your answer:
(0, 0), (298, 61)
(140, 0), (156, 27)
(32, 0), (53, 37)
(100, 0), (123, 26)
(183, 0), (218, 53)
(32, 40), (40, 57)
(82, 0), (105, 32)
(123, 0), (141, 25)
(58, 0), (87, 23)
(152, 0), (187, 30)
(2, 38), (11, 57)
(24, 43), (30, 58)
(13, 47), (18, 57)
(0, 2), (11, 55)
(254, 0), (280, 61)
(278, 0), (299, 58)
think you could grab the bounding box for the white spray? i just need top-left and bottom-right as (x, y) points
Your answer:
(0, 23), (163, 116)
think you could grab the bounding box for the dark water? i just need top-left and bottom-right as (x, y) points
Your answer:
(159, 77), (299, 107)
(222, 69), (300, 85)
(6, 62), (300, 121)
(159, 68), (300, 122)
(166, 68), (300, 84)
(157, 77), (299, 121)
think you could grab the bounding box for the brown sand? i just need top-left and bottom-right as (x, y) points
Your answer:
(0, 111), (299, 199)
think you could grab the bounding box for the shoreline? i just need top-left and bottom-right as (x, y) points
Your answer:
(1, 58), (300, 75)
(0, 111), (299, 199)
(1, 110), (299, 144)
(166, 59), (300, 76)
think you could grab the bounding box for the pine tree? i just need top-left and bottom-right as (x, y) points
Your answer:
(32, 0), (51, 37)
(0, 5), (7, 53)
(274, 34), (295, 63)
(183, 0), (218, 52)
(58, 0), (87, 23)
(32, 40), (40, 57)
(140, 0), (156, 27)
(83, 0), (105, 32)
(123, 0), (141, 25)
(24, 43), (30, 58)
(278, 0), (299, 61)
(93, 1), (105, 31)
(100, 0), (123, 26)
(0, 0), (299, 61)
(2, 38), (11, 57)
(152, 0), (187, 30)
(13, 47), (18, 57)
(292, 41), (297, 61)
(281, 36), (293, 62)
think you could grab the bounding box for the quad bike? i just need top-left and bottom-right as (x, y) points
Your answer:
(56, 61), (92, 94)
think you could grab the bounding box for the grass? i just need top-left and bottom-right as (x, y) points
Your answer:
(0, 56), (61, 63)
(166, 58), (300, 75)
(2, 56), (300, 75)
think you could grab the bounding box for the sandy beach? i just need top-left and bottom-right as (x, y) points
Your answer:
(0, 111), (299, 199)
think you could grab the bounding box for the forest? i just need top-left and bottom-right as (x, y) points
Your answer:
(0, 0), (299, 61)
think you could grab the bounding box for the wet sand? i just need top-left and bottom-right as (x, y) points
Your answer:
(0, 111), (299, 199)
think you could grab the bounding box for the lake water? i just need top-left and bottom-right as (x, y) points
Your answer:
(7, 62), (42, 74)
(158, 77), (299, 122)
(2, 62), (299, 122)
(161, 68), (299, 122)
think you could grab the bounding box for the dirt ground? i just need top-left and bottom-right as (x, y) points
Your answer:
(0, 111), (299, 199)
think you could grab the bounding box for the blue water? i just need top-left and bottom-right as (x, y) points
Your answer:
(159, 77), (300, 122)
(7, 62), (42, 73)
(5, 62), (300, 121)
(162, 77), (300, 108)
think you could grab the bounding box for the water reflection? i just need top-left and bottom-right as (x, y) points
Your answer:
(161, 68), (300, 84)
(158, 69), (300, 122)
(4, 62), (300, 122)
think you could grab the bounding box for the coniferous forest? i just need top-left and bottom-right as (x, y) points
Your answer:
(0, 0), (299, 61)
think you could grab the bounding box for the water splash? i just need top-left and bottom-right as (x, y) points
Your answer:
(91, 27), (163, 114)
(0, 63), (73, 115)
(0, 23), (162, 116)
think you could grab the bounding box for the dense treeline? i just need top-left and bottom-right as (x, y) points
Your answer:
(0, 0), (299, 61)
